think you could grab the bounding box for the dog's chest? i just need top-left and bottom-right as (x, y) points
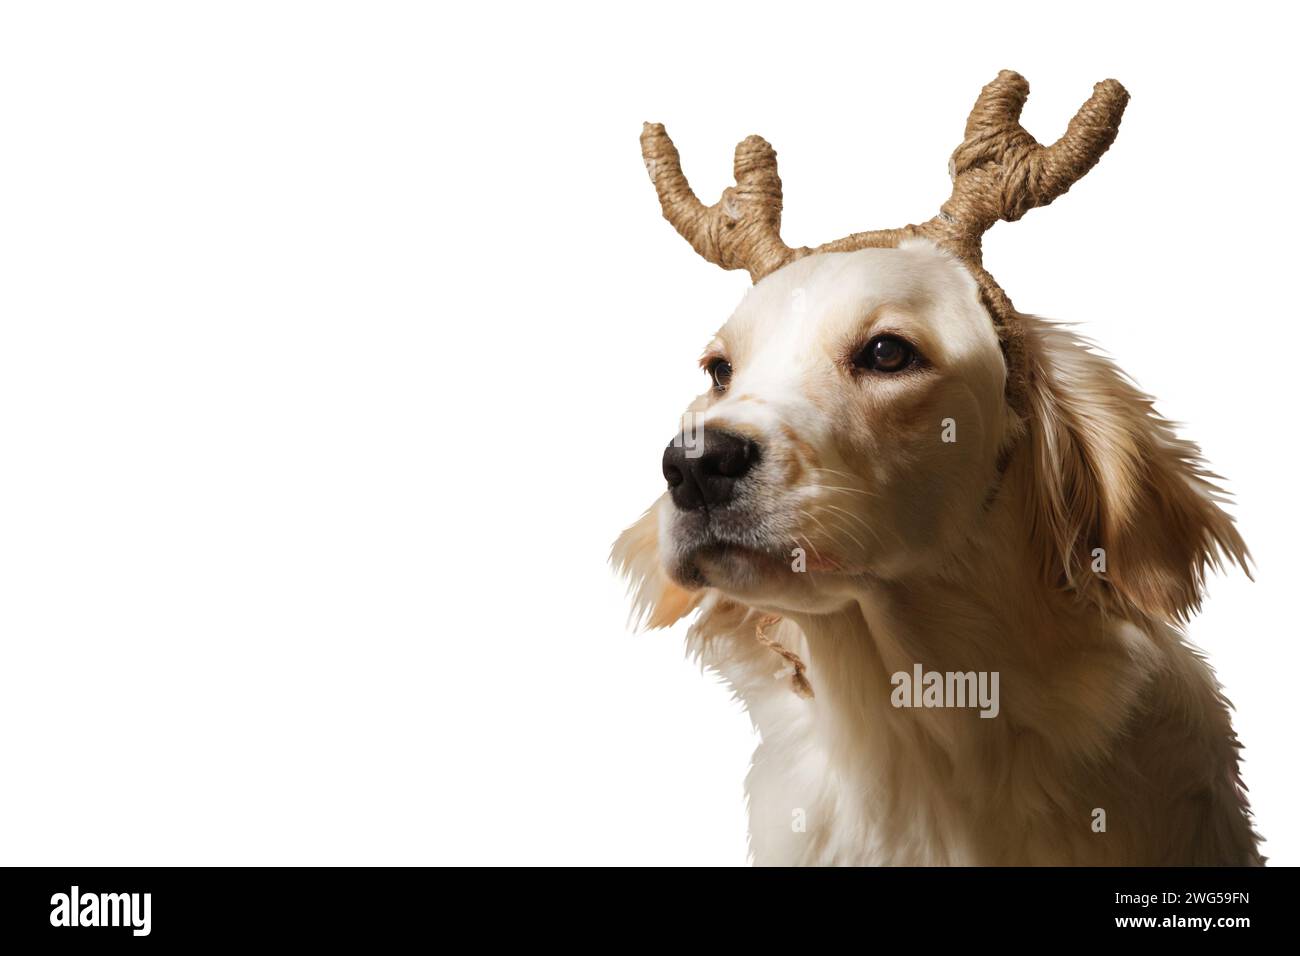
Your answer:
(734, 665), (971, 866)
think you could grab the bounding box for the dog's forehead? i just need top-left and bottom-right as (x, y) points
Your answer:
(717, 242), (994, 359)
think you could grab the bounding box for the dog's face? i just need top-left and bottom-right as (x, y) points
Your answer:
(657, 240), (1015, 613)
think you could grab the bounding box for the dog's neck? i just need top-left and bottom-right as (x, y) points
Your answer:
(784, 477), (1151, 770)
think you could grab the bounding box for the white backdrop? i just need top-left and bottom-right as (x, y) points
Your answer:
(1, 1), (1295, 866)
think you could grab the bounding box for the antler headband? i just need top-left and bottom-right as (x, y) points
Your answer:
(641, 70), (1129, 412)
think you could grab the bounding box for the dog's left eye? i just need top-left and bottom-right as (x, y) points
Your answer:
(854, 335), (917, 373)
(707, 359), (733, 391)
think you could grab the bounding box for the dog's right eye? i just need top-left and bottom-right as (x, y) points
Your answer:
(853, 335), (918, 373)
(707, 359), (733, 391)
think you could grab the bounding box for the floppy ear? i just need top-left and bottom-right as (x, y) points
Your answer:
(1016, 315), (1250, 623)
(611, 497), (702, 629)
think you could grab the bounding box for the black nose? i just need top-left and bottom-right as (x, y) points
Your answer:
(662, 429), (760, 511)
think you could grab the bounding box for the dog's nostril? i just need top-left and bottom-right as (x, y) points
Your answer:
(715, 440), (756, 478)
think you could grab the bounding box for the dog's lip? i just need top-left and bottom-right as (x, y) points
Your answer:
(682, 532), (844, 575)
(674, 540), (786, 590)
(672, 535), (845, 589)
(686, 540), (810, 580)
(691, 540), (786, 565)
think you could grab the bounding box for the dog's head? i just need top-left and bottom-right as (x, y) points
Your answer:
(615, 74), (1248, 629)
(655, 241), (1011, 612)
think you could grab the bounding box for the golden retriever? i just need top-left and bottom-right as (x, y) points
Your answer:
(613, 75), (1262, 865)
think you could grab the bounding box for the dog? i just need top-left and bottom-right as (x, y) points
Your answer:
(613, 75), (1262, 866)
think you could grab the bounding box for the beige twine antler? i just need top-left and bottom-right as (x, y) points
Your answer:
(641, 125), (797, 283)
(754, 614), (814, 699)
(930, 70), (1130, 263)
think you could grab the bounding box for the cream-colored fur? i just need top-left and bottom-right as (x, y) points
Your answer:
(613, 241), (1261, 866)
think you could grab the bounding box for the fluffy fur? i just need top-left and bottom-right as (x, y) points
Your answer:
(613, 241), (1261, 865)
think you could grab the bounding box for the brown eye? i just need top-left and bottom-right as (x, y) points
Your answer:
(854, 335), (916, 373)
(707, 359), (733, 391)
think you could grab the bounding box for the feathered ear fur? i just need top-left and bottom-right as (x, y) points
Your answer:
(1017, 315), (1250, 623)
(610, 498), (701, 629)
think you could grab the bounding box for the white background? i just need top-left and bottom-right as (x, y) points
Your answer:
(1, 2), (1295, 866)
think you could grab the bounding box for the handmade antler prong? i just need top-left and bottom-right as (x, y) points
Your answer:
(641, 122), (797, 282)
(1039, 79), (1130, 201)
(964, 69), (1031, 140)
(640, 123), (707, 241)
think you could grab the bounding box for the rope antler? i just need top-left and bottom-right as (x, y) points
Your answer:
(928, 70), (1130, 262)
(641, 123), (803, 282)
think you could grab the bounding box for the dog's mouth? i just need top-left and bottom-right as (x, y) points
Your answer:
(663, 477), (856, 592)
(667, 505), (843, 590)
(673, 539), (790, 589)
(686, 538), (785, 582)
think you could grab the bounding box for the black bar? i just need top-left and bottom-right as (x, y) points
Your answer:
(0, 865), (1289, 943)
